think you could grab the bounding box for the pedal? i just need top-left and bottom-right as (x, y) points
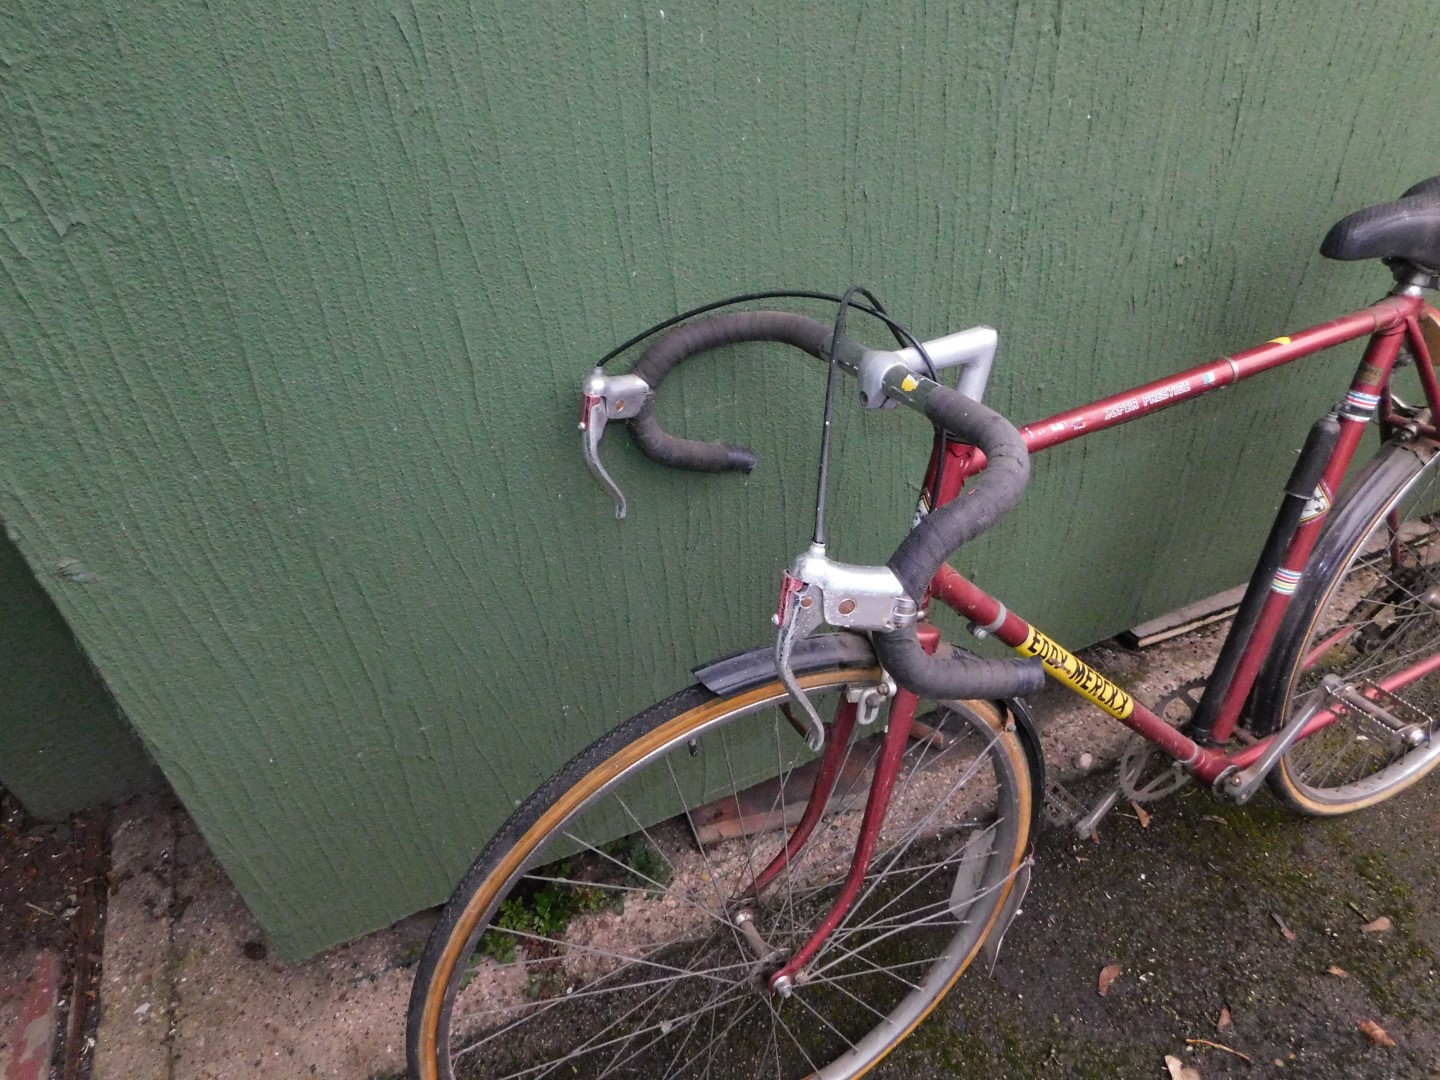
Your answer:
(1043, 778), (1088, 827)
(1347, 704), (1422, 749)
(1326, 677), (1431, 749)
(1367, 681), (1435, 726)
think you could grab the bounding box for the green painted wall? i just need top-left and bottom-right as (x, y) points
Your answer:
(2, 0), (1437, 957)
(0, 527), (159, 819)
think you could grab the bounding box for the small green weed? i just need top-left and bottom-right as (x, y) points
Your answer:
(478, 835), (670, 965)
(603, 834), (672, 893)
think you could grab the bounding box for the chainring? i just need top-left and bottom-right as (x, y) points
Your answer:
(1116, 677), (1206, 803)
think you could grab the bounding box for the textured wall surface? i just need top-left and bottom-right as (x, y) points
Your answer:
(3, 0), (1438, 956)
(0, 531), (159, 818)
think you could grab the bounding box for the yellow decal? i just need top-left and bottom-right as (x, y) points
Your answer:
(900, 374), (919, 392)
(1268, 335), (1292, 345)
(1017, 627), (1135, 719)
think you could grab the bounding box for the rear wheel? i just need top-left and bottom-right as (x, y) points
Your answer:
(407, 661), (1035, 1079)
(1263, 438), (1440, 814)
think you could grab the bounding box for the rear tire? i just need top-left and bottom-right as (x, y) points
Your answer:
(1259, 437), (1440, 814)
(406, 659), (1035, 1079)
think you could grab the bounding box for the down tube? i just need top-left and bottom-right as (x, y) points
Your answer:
(931, 564), (1231, 781)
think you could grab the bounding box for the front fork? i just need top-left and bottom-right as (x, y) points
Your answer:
(757, 626), (938, 996)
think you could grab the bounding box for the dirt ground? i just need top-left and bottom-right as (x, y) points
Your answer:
(885, 771), (1440, 1079)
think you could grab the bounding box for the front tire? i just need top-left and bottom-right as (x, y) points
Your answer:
(407, 660), (1035, 1079)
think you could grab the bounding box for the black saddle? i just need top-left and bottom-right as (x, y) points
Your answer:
(1322, 174), (1440, 270)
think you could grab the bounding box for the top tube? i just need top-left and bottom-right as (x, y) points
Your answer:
(1020, 296), (1417, 453)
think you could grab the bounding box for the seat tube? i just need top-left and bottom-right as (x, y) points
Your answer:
(1207, 315), (1413, 742)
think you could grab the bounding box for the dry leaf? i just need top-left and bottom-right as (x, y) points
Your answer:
(1129, 800), (1152, 828)
(1271, 913), (1297, 941)
(1164, 1054), (1201, 1080)
(1328, 965), (1349, 978)
(1360, 916), (1393, 933)
(1359, 1019), (1397, 1047)
(1098, 963), (1123, 996)
(1216, 1006), (1232, 1031)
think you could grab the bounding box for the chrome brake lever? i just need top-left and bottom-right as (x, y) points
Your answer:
(773, 574), (828, 751)
(581, 397), (627, 519)
(580, 368), (652, 519)
(771, 544), (920, 752)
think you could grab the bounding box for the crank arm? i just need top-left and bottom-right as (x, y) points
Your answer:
(1220, 683), (1329, 803)
(1073, 786), (1123, 840)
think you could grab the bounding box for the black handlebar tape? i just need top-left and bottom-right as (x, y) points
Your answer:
(872, 384), (1042, 700)
(625, 308), (1042, 699)
(889, 385), (1031, 599)
(627, 311), (831, 473)
(876, 637), (1047, 699)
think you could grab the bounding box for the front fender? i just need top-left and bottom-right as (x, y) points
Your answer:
(692, 633), (1046, 821)
(692, 632), (877, 695)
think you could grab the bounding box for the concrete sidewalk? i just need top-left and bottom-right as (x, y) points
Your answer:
(84, 622), (1223, 1079)
(93, 801), (430, 1080)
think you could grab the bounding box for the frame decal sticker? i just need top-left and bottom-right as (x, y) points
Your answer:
(1299, 482), (1332, 524)
(911, 492), (932, 529)
(1016, 627), (1135, 720)
(1270, 567), (1303, 596)
(1342, 388), (1381, 419)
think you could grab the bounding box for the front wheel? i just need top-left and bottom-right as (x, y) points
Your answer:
(407, 657), (1035, 1079)
(1259, 436), (1440, 814)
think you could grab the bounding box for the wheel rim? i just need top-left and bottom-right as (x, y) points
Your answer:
(425, 675), (1030, 1079)
(1282, 458), (1440, 806)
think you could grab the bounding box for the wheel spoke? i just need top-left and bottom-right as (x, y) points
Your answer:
(418, 680), (1029, 1079)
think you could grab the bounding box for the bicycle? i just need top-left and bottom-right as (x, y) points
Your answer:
(407, 176), (1440, 1080)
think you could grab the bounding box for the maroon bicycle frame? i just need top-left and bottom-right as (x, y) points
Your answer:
(767, 289), (1440, 992)
(928, 290), (1437, 783)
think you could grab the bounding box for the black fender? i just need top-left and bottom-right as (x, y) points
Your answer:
(693, 632), (878, 695)
(692, 633), (1047, 819)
